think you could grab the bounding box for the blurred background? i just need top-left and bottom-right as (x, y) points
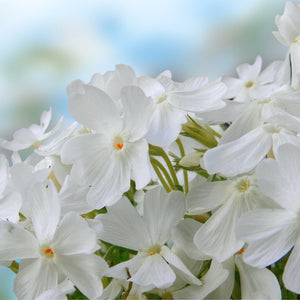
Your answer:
(0, 0), (288, 298)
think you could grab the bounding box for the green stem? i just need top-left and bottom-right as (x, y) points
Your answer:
(150, 157), (176, 190)
(149, 144), (180, 187)
(176, 138), (189, 195)
(151, 160), (172, 193)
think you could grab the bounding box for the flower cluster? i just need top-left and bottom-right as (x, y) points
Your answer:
(1, 2), (300, 299)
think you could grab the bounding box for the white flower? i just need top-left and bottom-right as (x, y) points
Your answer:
(97, 187), (201, 289)
(0, 107), (63, 151)
(137, 73), (226, 146)
(273, 1), (300, 87)
(188, 172), (272, 262)
(0, 181), (107, 300)
(61, 81), (153, 208)
(222, 56), (282, 103)
(236, 144), (300, 294)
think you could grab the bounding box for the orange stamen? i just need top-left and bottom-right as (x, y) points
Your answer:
(116, 143), (123, 149)
(44, 248), (54, 255)
(238, 248), (244, 255)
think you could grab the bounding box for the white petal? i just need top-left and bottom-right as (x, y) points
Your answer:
(67, 80), (122, 132)
(55, 254), (107, 299)
(219, 102), (263, 144)
(35, 279), (75, 300)
(236, 209), (298, 268)
(97, 196), (151, 251)
(169, 80), (227, 112)
(194, 196), (245, 262)
(137, 76), (165, 98)
(173, 219), (210, 261)
(143, 187), (185, 246)
(121, 86), (153, 141)
(207, 257), (235, 299)
(203, 126), (272, 176)
(30, 181), (60, 244)
(105, 252), (147, 280)
(161, 246), (201, 286)
(236, 254), (281, 299)
(257, 144), (300, 211)
(173, 260), (229, 300)
(0, 221), (39, 260)
(52, 212), (98, 255)
(283, 239), (300, 294)
(130, 253), (176, 289)
(14, 258), (58, 300)
(236, 56), (262, 80)
(186, 180), (232, 215)
(125, 139), (151, 190)
(147, 102), (186, 147)
(0, 191), (22, 223)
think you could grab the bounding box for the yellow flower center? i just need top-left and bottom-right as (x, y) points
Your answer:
(245, 81), (254, 88)
(148, 245), (161, 256)
(236, 179), (251, 193)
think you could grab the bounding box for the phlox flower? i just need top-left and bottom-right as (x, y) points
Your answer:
(222, 56), (282, 103)
(186, 172), (273, 262)
(97, 186), (201, 289)
(273, 1), (300, 87)
(0, 181), (107, 300)
(137, 72), (227, 147)
(0, 107), (63, 151)
(236, 144), (300, 294)
(61, 81), (153, 208)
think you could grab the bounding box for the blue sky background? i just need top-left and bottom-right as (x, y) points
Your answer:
(0, 0), (290, 298)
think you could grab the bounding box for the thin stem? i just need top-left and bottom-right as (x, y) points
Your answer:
(149, 144), (180, 187)
(176, 138), (189, 195)
(151, 160), (172, 193)
(121, 268), (133, 299)
(150, 157), (176, 190)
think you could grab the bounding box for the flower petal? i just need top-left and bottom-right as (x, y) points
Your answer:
(0, 221), (39, 260)
(14, 258), (58, 300)
(97, 196), (151, 251)
(143, 187), (185, 246)
(55, 254), (107, 299)
(203, 126), (272, 176)
(67, 80), (121, 133)
(52, 212), (98, 255)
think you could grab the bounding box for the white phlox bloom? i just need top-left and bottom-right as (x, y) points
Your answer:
(0, 154), (22, 223)
(0, 181), (107, 300)
(236, 144), (300, 294)
(273, 1), (300, 87)
(137, 72), (227, 146)
(222, 56), (282, 103)
(188, 172), (273, 262)
(203, 119), (300, 177)
(207, 252), (281, 299)
(0, 107), (63, 151)
(61, 80), (153, 208)
(97, 186), (201, 289)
